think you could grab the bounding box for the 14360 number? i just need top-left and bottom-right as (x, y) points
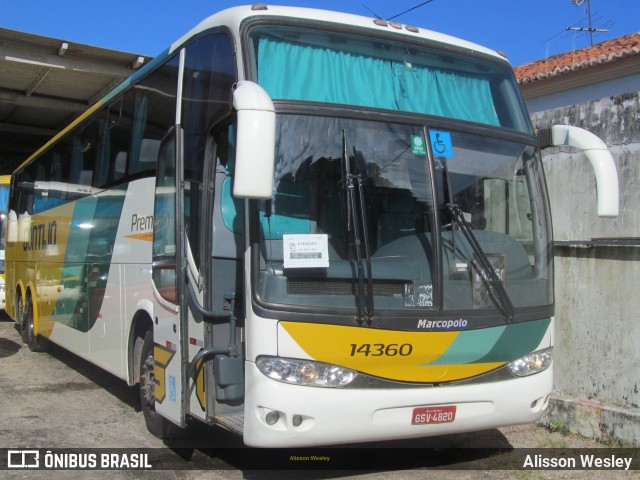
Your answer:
(349, 343), (413, 357)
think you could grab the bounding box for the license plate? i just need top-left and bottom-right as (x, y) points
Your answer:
(411, 405), (457, 425)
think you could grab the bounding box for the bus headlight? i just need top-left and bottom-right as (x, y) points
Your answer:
(257, 356), (357, 387)
(508, 348), (552, 377)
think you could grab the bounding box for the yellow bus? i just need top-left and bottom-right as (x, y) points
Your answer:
(6, 5), (618, 446)
(0, 175), (10, 311)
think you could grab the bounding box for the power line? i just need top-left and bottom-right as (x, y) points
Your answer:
(361, 3), (383, 19)
(387, 0), (436, 21)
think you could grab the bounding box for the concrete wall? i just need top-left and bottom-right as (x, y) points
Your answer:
(529, 92), (640, 445)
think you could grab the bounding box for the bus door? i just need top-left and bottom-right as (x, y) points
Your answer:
(193, 124), (245, 429)
(149, 125), (218, 432)
(151, 124), (244, 431)
(150, 127), (185, 428)
(179, 32), (242, 430)
(150, 33), (240, 431)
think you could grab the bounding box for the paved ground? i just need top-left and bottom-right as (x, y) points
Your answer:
(0, 314), (636, 479)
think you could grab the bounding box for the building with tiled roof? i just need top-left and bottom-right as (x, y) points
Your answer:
(514, 32), (640, 113)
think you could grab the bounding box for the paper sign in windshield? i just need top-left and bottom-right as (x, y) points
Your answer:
(283, 234), (330, 269)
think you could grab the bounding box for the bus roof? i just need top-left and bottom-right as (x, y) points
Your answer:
(15, 4), (510, 173)
(172, 5), (507, 63)
(116, 5), (513, 118)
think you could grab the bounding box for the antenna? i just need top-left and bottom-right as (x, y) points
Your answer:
(567, 0), (609, 46)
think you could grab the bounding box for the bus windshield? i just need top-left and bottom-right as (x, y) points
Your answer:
(249, 25), (533, 133)
(254, 114), (553, 319)
(247, 25), (551, 321)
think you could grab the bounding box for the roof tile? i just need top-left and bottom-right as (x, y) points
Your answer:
(514, 32), (640, 84)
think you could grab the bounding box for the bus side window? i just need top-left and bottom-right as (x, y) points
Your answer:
(146, 54), (180, 304)
(35, 157), (82, 214)
(152, 131), (177, 304)
(129, 57), (178, 180)
(218, 125), (243, 235)
(103, 94), (133, 186)
(18, 164), (36, 216)
(128, 94), (149, 177)
(93, 119), (110, 188)
(182, 31), (236, 271)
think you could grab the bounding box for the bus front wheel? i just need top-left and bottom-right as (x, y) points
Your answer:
(139, 330), (184, 439)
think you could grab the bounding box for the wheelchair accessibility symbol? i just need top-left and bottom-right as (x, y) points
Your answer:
(429, 130), (454, 158)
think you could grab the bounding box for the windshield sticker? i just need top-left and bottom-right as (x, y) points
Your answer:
(429, 130), (454, 158)
(283, 234), (330, 269)
(410, 135), (427, 156)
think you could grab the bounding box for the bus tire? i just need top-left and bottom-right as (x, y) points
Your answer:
(139, 330), (184, 439)
(24, 293), (49, 352)
(17, 293), (28, 343)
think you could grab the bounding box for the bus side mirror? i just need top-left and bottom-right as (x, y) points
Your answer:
(232, 81), (275, 199)
(539, 125), (619, 218)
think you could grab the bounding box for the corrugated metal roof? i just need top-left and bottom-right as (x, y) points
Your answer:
(515, 32), (640, 84)
(0, 27), (152, 172)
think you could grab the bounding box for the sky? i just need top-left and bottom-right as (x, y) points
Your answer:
(1, 0), (638, 66)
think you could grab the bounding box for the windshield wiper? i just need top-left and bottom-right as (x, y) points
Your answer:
(342, 130), (374, 323)
(356, 175), (374, 320)
(346, 175), (367, 321)
(446, 203), (515, 324)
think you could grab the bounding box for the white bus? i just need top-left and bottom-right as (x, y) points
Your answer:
(6, 5), (618, 447)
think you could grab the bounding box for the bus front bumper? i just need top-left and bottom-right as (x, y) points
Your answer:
(242, 361), (552, 447)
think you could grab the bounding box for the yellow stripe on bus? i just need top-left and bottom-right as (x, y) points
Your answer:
(281, 321), (511, 382)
